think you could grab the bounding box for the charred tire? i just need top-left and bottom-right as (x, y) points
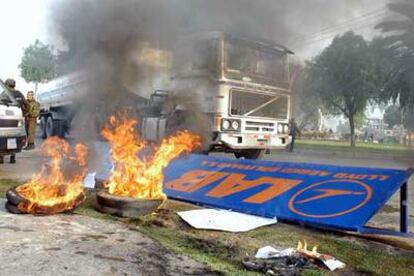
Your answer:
(5, 201), (21, 214)
(234, 149), (264, 160)
(6, 187), (29, 206)
(95, 189), (163, 218)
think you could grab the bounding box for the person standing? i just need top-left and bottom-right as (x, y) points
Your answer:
(288, 118), (301, 152)
(5, 79), (26, 109)
(23, 91), (40, 150)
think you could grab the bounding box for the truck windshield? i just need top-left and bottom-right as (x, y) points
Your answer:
(0, 81), (18, 106)
(225, 40), (289, 87)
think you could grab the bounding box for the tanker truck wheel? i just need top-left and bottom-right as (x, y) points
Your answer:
(40, 116), (47, 139)
(234, 149), (264, 160)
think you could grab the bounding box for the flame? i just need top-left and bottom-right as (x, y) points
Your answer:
(297, 239), (320, 258)
(101, 114), (201, 200)
(15, 137), (88, 214)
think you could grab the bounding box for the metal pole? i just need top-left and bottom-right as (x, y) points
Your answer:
(400, 182), (408, 233)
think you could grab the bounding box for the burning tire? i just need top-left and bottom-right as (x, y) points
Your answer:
(95, 189), (163, 218)
(6, 187), (29, 206)
(5, 186), (86, 215)
(5, 201), (21, 214)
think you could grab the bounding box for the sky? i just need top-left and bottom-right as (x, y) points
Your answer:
(0, 0), (390, 119)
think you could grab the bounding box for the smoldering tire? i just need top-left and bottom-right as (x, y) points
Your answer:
(94, 180), (163, 218)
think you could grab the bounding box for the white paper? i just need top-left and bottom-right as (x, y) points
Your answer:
(177, 209), (277, 232)
(323, 259), (346, 271)
(255, 246), (280, 258)
(83, 172), (96, 189)
(255, 246), (296, 259)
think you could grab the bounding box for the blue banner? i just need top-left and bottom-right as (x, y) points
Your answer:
(163, 154), (412, 232)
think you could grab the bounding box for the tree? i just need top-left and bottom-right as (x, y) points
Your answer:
(305, 32), (373, 147)
(375, 1), (414, 109)
(383, 105), (402, 128)
(292, 62), (323, 130)
(19, 40), (56, 91)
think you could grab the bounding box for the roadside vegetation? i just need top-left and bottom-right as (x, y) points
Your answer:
(1, 178), (413, 276)
(296, 139), (414, 155)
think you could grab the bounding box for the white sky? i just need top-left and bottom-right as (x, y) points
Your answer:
(0, 0), (53, 92)
(0, 0), (388, 119)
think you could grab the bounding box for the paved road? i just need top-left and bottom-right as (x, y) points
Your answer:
(0, 199), (214, 276)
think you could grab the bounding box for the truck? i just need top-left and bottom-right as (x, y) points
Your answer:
(0, 79), (26, 163)
(38, 32), (294, 159)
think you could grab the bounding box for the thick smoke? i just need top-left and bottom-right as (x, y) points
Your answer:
(50, 0), (383, 142)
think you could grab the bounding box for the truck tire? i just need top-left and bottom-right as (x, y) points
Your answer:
(45, 116), (54, 137)
(46, 117), (66, 138)
(95, 189), (163, 218)
(40, 116), (47, 139)
(234, 149), (264, 160)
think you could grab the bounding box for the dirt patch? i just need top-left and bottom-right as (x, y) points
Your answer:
(0, 198), (218, 275)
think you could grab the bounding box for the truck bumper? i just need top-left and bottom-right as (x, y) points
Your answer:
(0, 136), (26, 155)
(217, 132), (291, 150)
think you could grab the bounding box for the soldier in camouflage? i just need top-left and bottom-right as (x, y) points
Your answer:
(23, 91), (40, 150)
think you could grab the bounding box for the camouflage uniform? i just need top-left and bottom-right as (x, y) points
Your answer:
(24, 99), (40, 147)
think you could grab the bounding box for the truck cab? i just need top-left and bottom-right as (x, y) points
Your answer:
(0, 80), (26, 163)
(144, 32), (294, 159)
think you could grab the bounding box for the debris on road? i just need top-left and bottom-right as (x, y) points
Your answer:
(177, 208), (277, 232)
(83, 172), (96, 189)
(245, 240), (345, 274)
(296, 240), (345, 271)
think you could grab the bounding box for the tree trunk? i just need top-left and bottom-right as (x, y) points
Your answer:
(349, 115), (356, 147)
(35, 82), (38, 93)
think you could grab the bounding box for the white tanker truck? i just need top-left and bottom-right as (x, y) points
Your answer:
(38, 32), (294, 159)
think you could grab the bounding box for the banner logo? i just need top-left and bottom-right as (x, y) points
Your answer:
(288, 180), (372, 218)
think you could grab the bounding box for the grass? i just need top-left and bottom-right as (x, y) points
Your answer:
(296, 139), (414, 155)
(1, 179), (413, 275)
(0, 178), (20, 195)
(125, 201), (414, 276)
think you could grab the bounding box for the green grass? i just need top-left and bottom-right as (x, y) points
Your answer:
(296, 139), (414, 155)
(0, 178), (21, 195)
(126, 201), (414, 276)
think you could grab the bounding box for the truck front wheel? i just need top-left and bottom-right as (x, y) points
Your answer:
(234, 149), (264, 160)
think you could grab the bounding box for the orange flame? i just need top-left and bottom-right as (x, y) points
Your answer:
(101, 114), (201, 200)
(15, 137), (88, 214)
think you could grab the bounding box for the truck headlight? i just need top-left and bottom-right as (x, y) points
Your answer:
(284, 125), (289, 133)
(18, 120), (24, 127)
(222, 119), (230, 130)
(231, 120), (240, 130)
(221, 119), (241, 131)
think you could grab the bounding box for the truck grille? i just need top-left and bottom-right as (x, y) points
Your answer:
(245, 121), (275, 133)
(230, 89), (288, 119)
(0, 119), (18, 128)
